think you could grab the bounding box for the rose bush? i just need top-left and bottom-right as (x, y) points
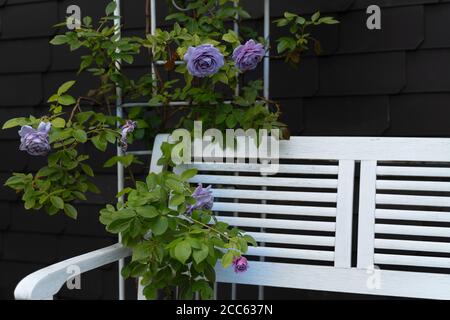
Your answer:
(2, 0), (338, 299)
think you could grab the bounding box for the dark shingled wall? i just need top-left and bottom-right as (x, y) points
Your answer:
(0, 0), (448, 299)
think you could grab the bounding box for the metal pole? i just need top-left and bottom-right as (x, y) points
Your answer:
(258, 0), (270, 301)
(231, 0), (239, 300)
(113, 0), (125, 301)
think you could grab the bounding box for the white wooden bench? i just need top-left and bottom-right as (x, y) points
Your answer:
(14, 135), (450, 300)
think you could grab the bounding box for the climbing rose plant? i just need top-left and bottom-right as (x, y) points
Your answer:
(2, 0), (338, 299)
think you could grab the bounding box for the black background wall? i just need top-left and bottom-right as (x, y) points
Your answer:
(0, 0), (449, 299)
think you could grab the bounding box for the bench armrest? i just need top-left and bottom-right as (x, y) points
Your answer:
(14, 243), (131, 300)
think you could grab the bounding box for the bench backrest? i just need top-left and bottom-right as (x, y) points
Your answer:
(149, 134), (450, 299)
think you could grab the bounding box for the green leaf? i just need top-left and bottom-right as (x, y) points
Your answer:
(132, 243), (152, 261)
(86, 181), (100, 194)
(50, 196), (64, 210)
(221, 251), (234, 268)
(311, 11), (321, 22)
(165, 178), (184, 193)
(117, 187), (132, 198)
(72, 191), (87, 200)
(105, 1), (117, 15)
(118, 154), (134, 167)
(73, 129), (87, 143)
(82, 16), (92, 26)
(222, 30), (239, 44)
(107, 218), (132, 233)
(319, 16), (339, 25)
(64, 203), (78, 219)
(75, 111), (94, 124)
(136, 205), (159, 219)
(2, 117), (28, 129)
(296, 16), (306, 25)
(57, 80), (76, 95)
(104, 155), (134, 168)
(193, 245), (209, 264)
(274, 18), (289, 27)
(284, 12), (298, 19)
(80, 163), (94, 177)
(92, 135), (107, 151)
(146, 173), (157, 189)
(174, 240), (192, 264)
(51, 117), (66, 128)
(169, 194), (185, 207)
(58, 94), (76, 106)
(143, 285), (157, 300)
(226, 114), (237, 128)
(50, 35), (68, 45)
(150, 216), (168, 236)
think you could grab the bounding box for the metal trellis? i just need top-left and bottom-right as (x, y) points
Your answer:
(113, 0), (271, 300)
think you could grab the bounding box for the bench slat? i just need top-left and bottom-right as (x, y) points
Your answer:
(211, 189), (336, 202)
(247, 247), (334, 261)
(176, 163), (339, 175)
(189, 175), (338, 188)
(245, 232), (335, 246)
(374, 253), (450, 269)
(375, 209), (450, 222)
(217, 216), (336, 232)
(375, 224), (450, 237)
(376, 194), (450, 207)
(377, 166), (450, 178)
(212, 202), (336, 217)
(375, 238), (450, 253)
(377, 180), (450, 192)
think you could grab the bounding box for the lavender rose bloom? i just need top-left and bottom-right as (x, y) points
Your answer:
(186, 183), (214, 215)
(184, 44), (224, 77)
(119, 119), (137, 152)
(233, 256), (249, 273)
(232, 39), (265, 72)
(18, 122), (51, 156)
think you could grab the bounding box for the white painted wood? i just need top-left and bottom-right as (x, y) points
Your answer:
(374, 238), (450, 253)
(376, 194), (450, 207)
(189, 175), (338, 189)
(217, 216), (336, 231)
(212, 202), (336, 217)
(374, 254), (450, 269)
(216, 261), (450, 299)
(334, 160), (355, 268)
(277, 137), (450, 161)
(247, 246), (334, 261)
(377, 166), (450, 177)
(155, 134), (450, 162)
(14, 243), (131, 300)
(375, 209), (450, 222)
(176, 163), (339, 175)
(17, 135), (450, 300)
(211, 188), (337, 202)
(245, 232), (335, 246)
(377, 180), (450, 192)
(375, 224), (450, 237)
(357, 161), (377, 269)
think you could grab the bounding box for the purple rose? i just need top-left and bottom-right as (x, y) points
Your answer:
(184, 44), (224, 77)
(232, 39), (265, 72)
(233, 256), (249, 273)
(186, 183), (214, 215)
(18, 122), (51, 156)
(119, 119), (137, 152)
